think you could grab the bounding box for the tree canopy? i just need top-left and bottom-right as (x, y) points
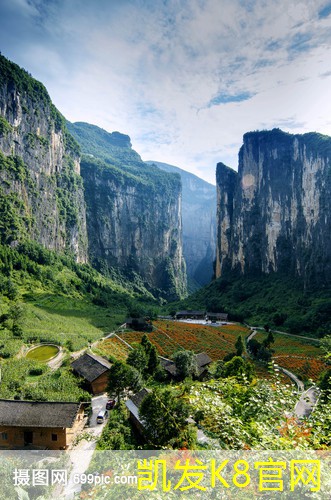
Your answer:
(139, 387), (195, 448)
(107, 360), (142, 402)
(172, 349), (197, 380)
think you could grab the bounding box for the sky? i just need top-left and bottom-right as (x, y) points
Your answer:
(1, 0), (331, 184)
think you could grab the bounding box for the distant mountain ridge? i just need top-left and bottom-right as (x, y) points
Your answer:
(147, 161), (216, 288)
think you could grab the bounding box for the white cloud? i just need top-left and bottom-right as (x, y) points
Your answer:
(0, 0), (331, 183)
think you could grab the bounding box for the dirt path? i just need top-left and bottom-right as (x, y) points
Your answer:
(63, 394), (109, 498)
(47, 347), (65, 369)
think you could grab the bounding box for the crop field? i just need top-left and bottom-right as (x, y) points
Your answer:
(21, 293), (124, 350)
(254, 331), (327, 381)
(273, 355), (328, 381)
(98, 321), (250, 361)
(98, 335), (132, 361)
(97, 322), (328, 383)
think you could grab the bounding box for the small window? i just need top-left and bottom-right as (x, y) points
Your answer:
(2, 432), (8, 440)
(51, 433), (58, 442)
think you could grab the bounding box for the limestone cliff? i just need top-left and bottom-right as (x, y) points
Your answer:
(147, 161), (216, 288)
(68, 122), (187, 300)
(216, 129), (331, 286)
(0, 55), (88, 261)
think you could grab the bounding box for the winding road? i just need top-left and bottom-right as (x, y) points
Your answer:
(246, 327), (319, 418)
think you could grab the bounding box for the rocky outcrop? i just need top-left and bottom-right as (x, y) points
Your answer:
(0, 55), (88, 261)
(148, 161), (216, 288)
(68, 123), (187, 300)
(216, 129), (331, 286)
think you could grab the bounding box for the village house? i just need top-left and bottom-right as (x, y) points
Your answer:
(175, 310), (206, 320)
(71, 352), (112, 394)
(125, 317), (152, 331)
(206, 312), (229, 323)
(160, 352), (212, 381)
(0, 400), (87, 449)
(125, 387), (151, 435)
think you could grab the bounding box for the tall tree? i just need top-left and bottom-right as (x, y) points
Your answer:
(127, 345), (148, 373)
(140, 334), (160, 376)
(235, 335), (244, 356)
(107, 361), (142, 402)
(139, 388), (195, 447)
(263, 331), (275, 348)
(172, 350), (197, 380)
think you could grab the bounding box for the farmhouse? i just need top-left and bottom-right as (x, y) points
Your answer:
(206, 312), (228, 322)
(71, 352), (112, 394)
(125, 388), (151, 434)
(160, 352), (212, 380)
(0, 400), (86, 449)
(175, 310), (206, 320)
(195, 352), (213, 378)
(125, 317), (152, 331)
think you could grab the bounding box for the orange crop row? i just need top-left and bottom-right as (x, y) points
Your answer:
(274, 355), (328, 381)
(98, 336), (131, 361)
(98, 321), (251, 363)
(254, 332), (321, 358)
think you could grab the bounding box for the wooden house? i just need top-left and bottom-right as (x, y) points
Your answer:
(160, 352), (212, 381)
(195, 352), (213, 379)
(206, 312), (229, 322)
(125, 317), (152, 331)
(125, 388), (151, 435)
(175, 310), (206, 320)
(71, 352), (112, 394)
(0, 400), (86, 449)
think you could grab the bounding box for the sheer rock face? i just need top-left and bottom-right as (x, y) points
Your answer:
(80, 157), (187, 300)
(66, 122), (187, 300)
(216, 129), (331, 286)
(0, 56), (187, 299)
(0, 56), (88, 262)
(147, 161), (216, 287)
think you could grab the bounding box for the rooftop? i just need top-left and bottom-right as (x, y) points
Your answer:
(0, 400), (82, 428)
(125, 388), (151, 426)
(71, 352), (112, 383)
(160, 352), (212, 377)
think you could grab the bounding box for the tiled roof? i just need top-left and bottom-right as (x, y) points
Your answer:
(71, 352), (111, 383)
(0, 400), (81, 428)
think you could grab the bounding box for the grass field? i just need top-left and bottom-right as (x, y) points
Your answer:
(12, 293), (126, 351)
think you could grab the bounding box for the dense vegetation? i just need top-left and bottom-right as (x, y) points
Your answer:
(171, 272), (331, 337)
(0, 239), (161, 402)
(67, 121), (181, 194)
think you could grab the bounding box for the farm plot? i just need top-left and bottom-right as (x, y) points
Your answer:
(273, 356), (328, 381)
(153, 321), (249, 360)
(98, 336), (131, 361)
(254, 331), (327, 381)
(97, 321), (249, 362)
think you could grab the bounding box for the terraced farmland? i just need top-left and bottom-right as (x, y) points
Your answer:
(98, 335), (132, 361)
(254, 331), (327, 381)
(98, 321), (250, 361)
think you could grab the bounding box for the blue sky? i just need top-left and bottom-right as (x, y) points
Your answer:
(1, 0), (331, 184)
